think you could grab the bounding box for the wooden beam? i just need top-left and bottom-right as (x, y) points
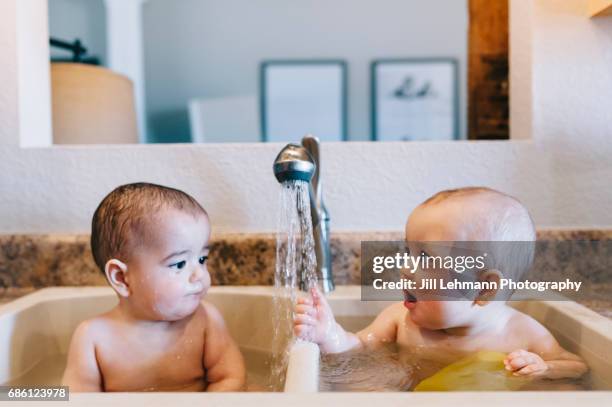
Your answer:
(468, 0), (509, 140)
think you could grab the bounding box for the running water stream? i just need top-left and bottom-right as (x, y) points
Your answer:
(269, 180), (319, 390)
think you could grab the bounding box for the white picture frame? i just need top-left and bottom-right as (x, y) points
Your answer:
(261, 60), (347, 142)
(372, 59), (459, 141)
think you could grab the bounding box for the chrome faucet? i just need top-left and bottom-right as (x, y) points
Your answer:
(273, 135), (335, 293)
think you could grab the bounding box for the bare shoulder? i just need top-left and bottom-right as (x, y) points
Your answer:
(376, 302), (409, 330)
(507, 307), (559, 352)
(358, 302), (405, 344)
(386, 302), (408, 321)
(368, 302), (405, 327)
(70, 312), (116, 344)
(62, 315), (110, 390)
(507, 307), (551, 336)
(200, 300), (239, 368)
(198, 301), (227, 327)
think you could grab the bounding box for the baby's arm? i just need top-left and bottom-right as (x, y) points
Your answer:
(202, 303), (246, 391)
(294, 287), (399, 354)
(61, 321), (103, 392)
(504, 317), (588, 379)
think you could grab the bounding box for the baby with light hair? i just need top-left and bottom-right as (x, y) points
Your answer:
(295, 187), (587, 385)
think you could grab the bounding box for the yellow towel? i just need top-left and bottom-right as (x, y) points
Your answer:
(414, 351), (528, 391)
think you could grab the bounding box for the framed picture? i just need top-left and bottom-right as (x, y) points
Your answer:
(371, 58), (459, 141)
(260, 60), (348, 142)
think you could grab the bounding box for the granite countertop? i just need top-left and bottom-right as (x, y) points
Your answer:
(1, 230), (610, 319)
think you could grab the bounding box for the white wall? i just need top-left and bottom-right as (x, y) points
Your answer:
(0, 0), (19, 147)
(17, 0), (53, 148)
(0, 141), (547, 234)
(0, 0), (52, 148)
(0, 0), (611, 234)
(143, 0), (468, 142)
(531, 0), (612, 226)
(509, 0), (533, 140)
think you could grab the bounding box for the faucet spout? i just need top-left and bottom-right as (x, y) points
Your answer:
(272, 136), (335, 293)
(272, 143), (315, 183)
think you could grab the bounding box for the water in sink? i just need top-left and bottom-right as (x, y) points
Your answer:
(319, 317), (595, 392)
(320, 345), (593, 392)
(4, 347), (274, 392)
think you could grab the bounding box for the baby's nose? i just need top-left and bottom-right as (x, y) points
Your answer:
(190, 264), (205, 282)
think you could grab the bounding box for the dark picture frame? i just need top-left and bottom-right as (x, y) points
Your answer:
(371, 58), (459, 141)
(260, 60), (348, 142)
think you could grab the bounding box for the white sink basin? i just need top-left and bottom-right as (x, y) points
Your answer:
(1, 285), (611, 405)
(318, 286), (612, 391)
(0, 286), (283, 391)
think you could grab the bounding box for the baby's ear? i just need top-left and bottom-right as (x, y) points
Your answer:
(105, 259), (130, 297)
(474, 269), (502, 306)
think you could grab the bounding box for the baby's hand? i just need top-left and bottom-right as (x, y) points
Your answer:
(294, 287), (337, 346)
(504, 349), (549, 377)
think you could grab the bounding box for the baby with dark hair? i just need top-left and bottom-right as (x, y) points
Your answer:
(63, 183), (245, 392)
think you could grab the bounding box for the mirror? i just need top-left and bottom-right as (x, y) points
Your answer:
(48, 0), (509, 144)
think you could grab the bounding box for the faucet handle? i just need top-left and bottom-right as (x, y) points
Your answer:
(300, 134), (334, 293)
(301, 135), (321, 203)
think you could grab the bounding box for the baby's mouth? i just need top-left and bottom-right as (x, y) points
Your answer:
(186, 289), (204, 297)
(186, 283), (205, 297)
(403, 290), (417, 309)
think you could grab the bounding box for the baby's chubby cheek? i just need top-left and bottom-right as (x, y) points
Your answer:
(408, 304), (437, 328)
(408, 301), (458, 329)
(144, 279), (192, 315)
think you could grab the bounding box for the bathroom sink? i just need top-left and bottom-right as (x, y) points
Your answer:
(1, 286), (611, 405)
(0, 286), (283, 391)
(292, 286), (612, 391)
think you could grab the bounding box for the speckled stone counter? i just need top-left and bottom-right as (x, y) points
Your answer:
(1, 230), (610, 318)
(0, 232), (402, 288)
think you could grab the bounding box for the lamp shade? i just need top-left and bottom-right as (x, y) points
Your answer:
(51, 63), (138, 144)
